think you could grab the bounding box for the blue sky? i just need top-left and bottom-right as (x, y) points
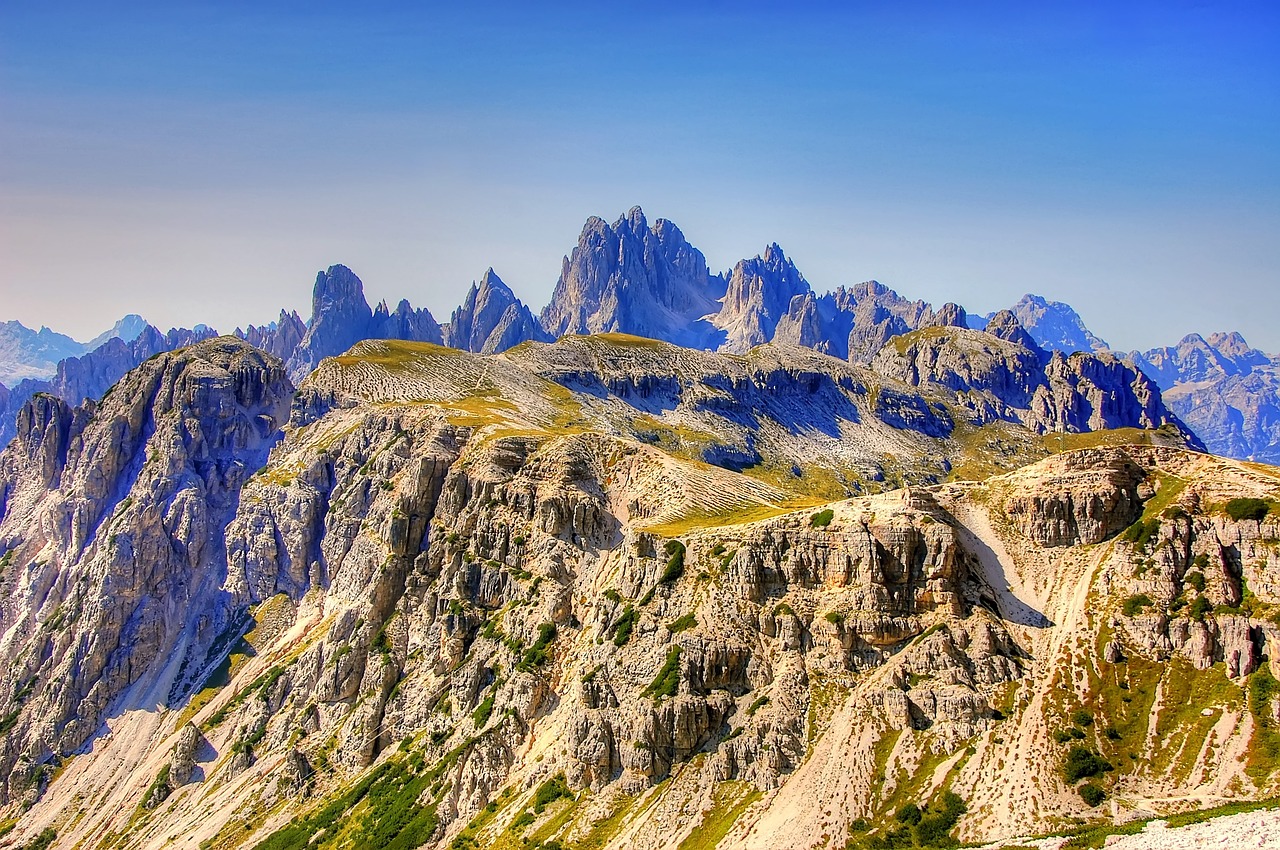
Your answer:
(1, 1), (1277, 352)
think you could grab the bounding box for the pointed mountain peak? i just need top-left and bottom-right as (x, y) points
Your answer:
(623, 205), (648, 232)
(478, 267), (513, 295)
(1005, 292), (1109, 353)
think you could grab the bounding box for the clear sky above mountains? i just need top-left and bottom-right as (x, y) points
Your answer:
(1, 1), (1276, 352)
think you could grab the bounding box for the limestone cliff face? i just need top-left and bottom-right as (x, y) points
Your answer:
(872, 324), (1198, 441)
(712, 244), (811, 354)
(773, 280), (966, 363)
(539, 208), (726, 347)
(0, 338), (293, 805)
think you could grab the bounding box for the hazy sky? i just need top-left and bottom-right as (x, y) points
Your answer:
(1, 1), (1277, 353)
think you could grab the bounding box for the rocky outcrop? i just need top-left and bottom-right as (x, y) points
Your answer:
(2, 335), (1279, 849)
(0, 323), (219, 446)
(0, 338), (293, 804)
(713, 244), (811, 353)
(998, 448), (1147, 547)
(539, 207), (726, 347)
(285, 265), (444, 381)
(442, 269), (550, 353)
(872, 323), (1199, 441)
(238, 309), (307, 362)
(773, 280), (966, 363)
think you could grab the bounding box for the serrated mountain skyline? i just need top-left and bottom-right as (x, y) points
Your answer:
(1, 206), (1276, 463)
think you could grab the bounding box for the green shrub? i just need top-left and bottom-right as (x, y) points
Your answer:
(472, 693), (496, 727)
(666, 613), (697, 633)
(19, 829), (57, 850)
(1250, 667), (1278, 727)
(1072, 710), (1094, 728)
(643, 646), (681, 701)
(894, 803), (922, 825)
(914, 791), (967, 845)
(1104, 725), (1121, 740)
(516, 623), (557, 672)
(610, 606), (638, 646)
(660, 540), (686, 584)
(1079, 783), (1106, 807)
(1121, 517), (1161, 549)
(824, 611), (845, 626)
(1188, 595), (1213, 622)
(1227, 498), (1270, 522)
(746, 696), (770, 716)
(1122, 593), (1154, 617)
(1184, 571), (1206, 592)
(1063, 746), (1112, 783)
(532, 774), (571, 813)
(809, 509), (834, 528)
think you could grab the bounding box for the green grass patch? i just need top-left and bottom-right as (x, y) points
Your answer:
(810, 508), (834, 528)
(610, 606), (638, 646)
(1226, 498), (1271, 522)
(1248, 667), (1280, 780)
(675, 781), (762, 850)
(1062, 746), (1112, 783)
(516, 623), (557, 672)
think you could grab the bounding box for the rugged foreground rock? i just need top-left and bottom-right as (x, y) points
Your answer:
(0, 336), (1276, 850)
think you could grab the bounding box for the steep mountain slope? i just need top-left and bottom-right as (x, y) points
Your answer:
(3, 334), (1268, 850)
(713, 245), (811, 354)
(871, 324), (1196, 442)
(981, 294), (1280, 465)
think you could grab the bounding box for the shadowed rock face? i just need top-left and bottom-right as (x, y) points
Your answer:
(872, 324), (1200, 444)
(0, 338), (293, 802)
(0, 324), (220, 446)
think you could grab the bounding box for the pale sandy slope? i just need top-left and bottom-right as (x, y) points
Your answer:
(975, 808), (1280, 849)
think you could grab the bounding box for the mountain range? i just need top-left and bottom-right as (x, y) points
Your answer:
(1, 207), (1279, 849)
(3, 207), (1274, 466)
